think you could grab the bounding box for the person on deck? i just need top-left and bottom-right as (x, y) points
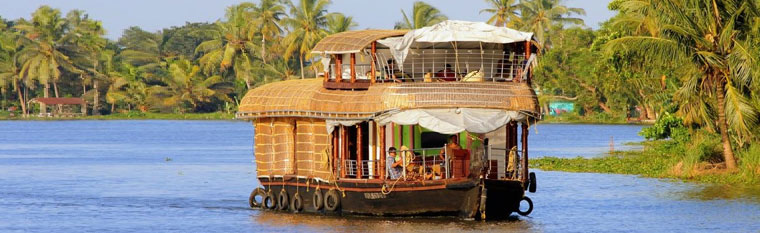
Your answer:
(383, 59), (405, 82)
(439, 134), (462, 160)
(435, 64), (457, 81)
(386, 147), (403, 179)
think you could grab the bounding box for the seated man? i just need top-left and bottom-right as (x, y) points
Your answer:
(439, 134), (462, 160)
(434, 64), (457, 81)
(383, 59), (405, 82)
(386, 147), (403, 179)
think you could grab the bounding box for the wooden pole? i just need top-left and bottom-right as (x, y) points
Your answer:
(357, 124), (363, 179)
(340, 126), (346, 178)
(333, 129), (339, 177)
(350, 53), (356, 83)
(371, 42), (377, 84)
(521, 123), (529, 185)
(524, 41), (531, 84)
(511, 122), (518, 151)
(380, 124), (386, 180)
(335, 54), (343, 83)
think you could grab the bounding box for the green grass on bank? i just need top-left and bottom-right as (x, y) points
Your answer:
(540, 112), (647, 125)
(532, 139), (760, 185)
(0, 111), (236, 120)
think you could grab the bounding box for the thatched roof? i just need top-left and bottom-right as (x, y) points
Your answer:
(237, 79), (539, 121)
(311, 30), (408, 54)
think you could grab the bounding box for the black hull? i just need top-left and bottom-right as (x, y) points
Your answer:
(254, 177), (525, 219)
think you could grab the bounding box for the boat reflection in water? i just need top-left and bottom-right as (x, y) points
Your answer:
(237, 20), (540, 219)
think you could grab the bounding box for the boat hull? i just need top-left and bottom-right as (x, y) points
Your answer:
(254, 177), (525, 219)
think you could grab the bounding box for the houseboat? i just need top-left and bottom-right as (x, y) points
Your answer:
(237, 20), (540, 219)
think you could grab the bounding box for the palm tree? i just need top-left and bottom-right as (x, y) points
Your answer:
(480, 0), (522, 28)
(251, 0), (286, 64)
(326, 13), (357, 34)
(394, 1), (448, 29)
(519, 0), (586, 50)
(117, 26), (171, 83)
(0, 26), (27, 116)
(605, 0), (760, 170)
(14, 6), (76, 101)
(196, 3), (258, 88)
(149, 58), (232, 113)
(62, 10), (107, 115)
(606, 0), (672, 120)
(282, 0), (330, 79)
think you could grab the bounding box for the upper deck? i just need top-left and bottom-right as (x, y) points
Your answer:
(312, 21), (538, 90)
(236, 21), (540, 121)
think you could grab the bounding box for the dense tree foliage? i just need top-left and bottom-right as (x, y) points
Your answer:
(0, 0), (354, 115)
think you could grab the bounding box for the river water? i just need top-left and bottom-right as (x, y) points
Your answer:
(0, 121), (757, 232)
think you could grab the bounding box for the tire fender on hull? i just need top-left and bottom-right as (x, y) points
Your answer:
(291, 193), (304, 212)
(324, 189), (341, 212)
(313, 190), (324, 210)
(278, 189), (289, 210)
(264, 191), (277, 209)
(249, 187), (265, 208)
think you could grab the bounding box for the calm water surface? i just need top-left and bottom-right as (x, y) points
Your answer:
(0, 121), (758, 232)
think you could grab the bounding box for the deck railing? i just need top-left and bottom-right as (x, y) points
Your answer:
(327, 50), (533, 84)
(486, 146), (523, 181)
(343, 160), (379, 179)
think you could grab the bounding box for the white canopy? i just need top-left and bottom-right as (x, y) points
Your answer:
(377, 20), (535, 69)
(327, 108), (527, 135)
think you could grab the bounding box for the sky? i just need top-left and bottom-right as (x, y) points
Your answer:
(0, 0), (615, 40)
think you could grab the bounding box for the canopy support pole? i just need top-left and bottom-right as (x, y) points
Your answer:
(350, 53), (356, 83)
(340, 125), (346, 178)
(521, 123), (529, 186)
(380, 124), (386, 180)
(524, 41), (531, 84)
(357, 124), (363, 178)
(332, 129), (339, 178)
(371, 42), (377, 84)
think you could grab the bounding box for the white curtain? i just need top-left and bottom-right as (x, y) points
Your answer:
(375, 108), (525, 134)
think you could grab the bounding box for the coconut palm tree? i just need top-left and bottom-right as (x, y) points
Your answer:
(251, 0), (286, 64)
(326, 13), (357, 34)
(196, 3), (258, 88)
(149, 58), (232, 113)
(62, 10), (107, 114)
(117, 26), (173, 84)
(394, 1), (448, 29)
(282, 0), (330, 79)
(519, 0), (586, 50)
(0, 26), (27, 116)
(605, 0), (760, 170)
(480, 0), (522, 28)
(14, 6), (76, 101)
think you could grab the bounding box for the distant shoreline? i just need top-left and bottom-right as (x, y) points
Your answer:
(1, 112), (657, 125)
(0, 112), (236, 121)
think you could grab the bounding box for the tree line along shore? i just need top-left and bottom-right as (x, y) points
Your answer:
(1, 0), (759, 183)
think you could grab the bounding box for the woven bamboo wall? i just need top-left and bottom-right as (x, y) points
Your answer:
(295, 118), (332, 179)
(254, 118), (295, 176)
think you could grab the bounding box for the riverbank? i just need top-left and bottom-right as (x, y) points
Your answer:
(532, 140), (760, 185)
(0, 112), (236, 120)
(540, 113), (654, 125)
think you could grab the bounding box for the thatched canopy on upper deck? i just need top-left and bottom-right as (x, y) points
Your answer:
(311, 30), (408, 54)
(236, 79), (539, 121)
